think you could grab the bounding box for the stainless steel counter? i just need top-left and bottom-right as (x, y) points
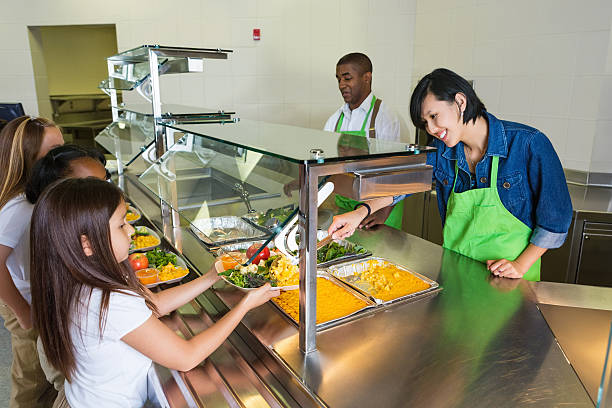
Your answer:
(122, 173), (606, 407)
(568, 183), (612, 214)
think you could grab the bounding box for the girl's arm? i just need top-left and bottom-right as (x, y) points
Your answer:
(487, 244), (547, 279)
(122, 283), (279, 372)
(0, 245), (31, 329)
(146, 264), (220, 316)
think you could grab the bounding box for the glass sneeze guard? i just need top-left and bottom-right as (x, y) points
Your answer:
(165, 118), (435, 164)
(99, 45), (232, 92)
(95, 110), (155, 166)
(138, 118), (434, 272)
(138, 132), (302, 264)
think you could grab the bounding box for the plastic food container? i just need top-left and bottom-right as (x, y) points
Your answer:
(220, 252), (246, 270)
(136, 268), (159, 285)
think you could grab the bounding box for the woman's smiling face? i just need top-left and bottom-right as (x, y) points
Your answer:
(420, 92), (464, 148)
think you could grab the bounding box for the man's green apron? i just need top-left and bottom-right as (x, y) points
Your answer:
(442, 155), (540, 281)
(334, 95), (404, 229)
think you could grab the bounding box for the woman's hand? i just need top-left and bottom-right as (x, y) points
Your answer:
(327, 206), (368, 240)
(486, 259), (525, 279)
(241, 283), (280, 310)
(359, 206), (394, 229)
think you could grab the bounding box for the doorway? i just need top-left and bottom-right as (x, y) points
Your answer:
(28, 24), (118, 147)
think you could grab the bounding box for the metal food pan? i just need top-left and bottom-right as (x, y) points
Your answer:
(325, 257), (440, 305)
(211, 239), (275, 257)
(189, 216), (271, 246)
(241, 205), (296, 231)
(285, 232), (372, 268)
(271, 273), (376, 331)
(317, 239), (372, 268)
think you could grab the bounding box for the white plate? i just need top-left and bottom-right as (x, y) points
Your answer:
(126, 205), (141, 225)
(215, 261), (297, 292)
(144, 254), (189, 288)
(129, 226), (161, 253)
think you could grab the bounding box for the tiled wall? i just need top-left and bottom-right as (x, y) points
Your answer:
(2, 0), (612, 171)
(591, 25), (612, 174)
(0, 0), (417, 142)
(412, 0), (612, 172)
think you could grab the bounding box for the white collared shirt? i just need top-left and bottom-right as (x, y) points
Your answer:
(324, 92), (400, 142)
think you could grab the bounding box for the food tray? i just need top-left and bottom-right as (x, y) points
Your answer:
(270, 273), (376, 331)
(189, 216), (271, 246)
(129, 226), (161, 253)
(317, 239), (372, 268)
(325, 257), (439, 305)
(126, 205), (141, 224)
(145, 254), (189, 288)
(283, 234), (372, 268)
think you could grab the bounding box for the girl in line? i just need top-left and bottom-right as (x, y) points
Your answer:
(30, 177), (279, 407)
(329, 68), (572, 281)
(23, 143), (111, 405)
(0, 116), (64, 408)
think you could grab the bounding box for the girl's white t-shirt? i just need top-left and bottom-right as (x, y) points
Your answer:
(0, 194), (34, 303)
(65, 289), (153, 408)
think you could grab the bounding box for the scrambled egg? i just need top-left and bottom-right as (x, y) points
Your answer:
(131, 235), (160, 249)
(273, 277), (367, 324)
(158, 263), (188, 281)
(356, 260), (430, 302)
(125, 211), (140, 222)
(269, 255), (299, 286)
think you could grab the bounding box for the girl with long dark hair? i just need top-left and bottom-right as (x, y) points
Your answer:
(30, 178), (278, 407)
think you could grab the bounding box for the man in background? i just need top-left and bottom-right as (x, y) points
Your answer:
(324, 52), (403, 230)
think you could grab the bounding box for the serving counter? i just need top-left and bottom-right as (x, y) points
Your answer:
(121, 170), (608, 408)
(95, 45), (610, 407)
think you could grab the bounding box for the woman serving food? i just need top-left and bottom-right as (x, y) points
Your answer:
(328, 68), (573, 281)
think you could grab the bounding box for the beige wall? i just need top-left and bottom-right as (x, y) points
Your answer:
(0, 0), (416, 142)
(412, 0), (612, 172)
(38, 25), (117, 96)
(590, 16), (612, 174)
(2, 0), (612, 171)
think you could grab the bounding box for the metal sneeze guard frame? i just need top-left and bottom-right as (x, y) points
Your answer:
(297, 153), (433, 352)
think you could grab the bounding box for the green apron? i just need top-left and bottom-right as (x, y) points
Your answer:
(334, 95), (405, 229)
(442, 155), (540, 281)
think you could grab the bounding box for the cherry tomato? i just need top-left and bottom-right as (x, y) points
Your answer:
(128, 253), (149, 271)
(246, 244), (270, 265)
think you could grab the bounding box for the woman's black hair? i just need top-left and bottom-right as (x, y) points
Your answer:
(410, 68), (486, 130)
(25, 144), (109, 204)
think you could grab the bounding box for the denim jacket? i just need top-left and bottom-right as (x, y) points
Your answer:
(394, 112), (573, 249)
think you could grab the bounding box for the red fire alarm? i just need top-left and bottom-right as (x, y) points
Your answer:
(253, 28), (261, 40)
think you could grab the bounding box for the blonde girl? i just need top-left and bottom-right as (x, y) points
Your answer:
(0, 116), (63, 407)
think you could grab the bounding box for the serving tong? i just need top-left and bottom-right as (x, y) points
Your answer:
(273, 181), (335, 264)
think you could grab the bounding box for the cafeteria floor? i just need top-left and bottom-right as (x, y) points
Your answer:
(0, 317), (11, 406)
